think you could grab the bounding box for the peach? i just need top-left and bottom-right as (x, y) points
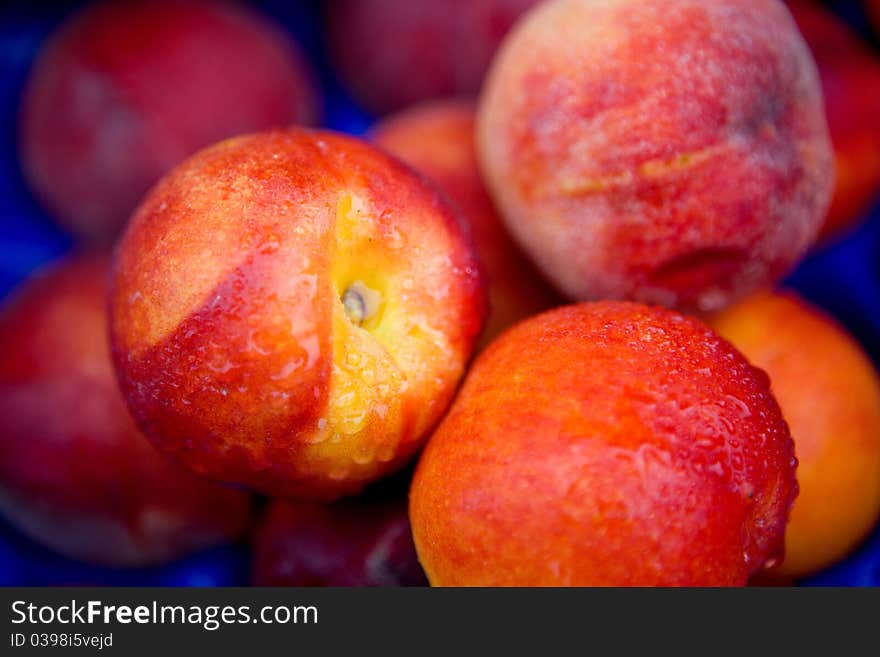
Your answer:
(477, 0), (834, 312)
(709, 291), (880, 580)
(372, 101), (559, 347)
(787, 0), (880, 241)
(109, 128), (486, 502)
(19, 0), (320, 243)
(324, 0), (539, 114)
(0, 255), (252, 567)
(253, 493), (427, 586)
(410, 302), (798, 586)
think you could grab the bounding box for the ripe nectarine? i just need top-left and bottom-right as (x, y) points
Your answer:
(410, 302), (798, 586)
(109, 129), (486, 501)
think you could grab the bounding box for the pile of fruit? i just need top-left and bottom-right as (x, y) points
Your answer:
(2, 0), (880, 587)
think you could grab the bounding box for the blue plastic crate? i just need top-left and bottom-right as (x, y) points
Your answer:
(1, 0), (878, 587)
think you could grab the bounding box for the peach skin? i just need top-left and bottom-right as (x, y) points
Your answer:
(477, 0), (834, 312)
(20, 0), (320, 242)
(410, 302), (798, 586)
(372, 100), (559, 347)
(109, 128), (486, 501)
(0, 255), (252, 567)
(710, 291), (880, 580)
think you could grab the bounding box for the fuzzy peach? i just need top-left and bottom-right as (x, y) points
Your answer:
(252, 494), (427, 587)
(477, 0), (834, 312)
(325, 0), (539, 114)
(0, 255), (252, 567)
(109, 128), (486, 501)
(410, 302), (798, 586)
(710, 291), (880, 580)
(19, 0), (319, 242)
(788, 0), (880, 241)
(372, 101), (559, 347)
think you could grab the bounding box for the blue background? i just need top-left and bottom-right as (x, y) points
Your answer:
(0, 0), (878, 586)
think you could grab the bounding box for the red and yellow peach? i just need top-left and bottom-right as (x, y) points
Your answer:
(410, 302), (798, 586)
(109, 128), (486, 501)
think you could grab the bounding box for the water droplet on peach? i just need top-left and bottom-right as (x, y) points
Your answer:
(352, 448), (374, 465)
(387, 226), (406, 250)
(329, 465), (349, 480)
(376, 445), (396, 462)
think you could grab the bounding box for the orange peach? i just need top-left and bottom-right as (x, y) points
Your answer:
(252, 494), (427, 587)
(410, 302), (798, 586)
(788, 0), (880, 241)
(372, 101), (559, 347)
(20, 0), (320, 242)
(477, 0), (834, 312)
(0, 255), (252, 567)
(710, 291), (880, 579)
(324, 0), (539, 114)
(109, 128), (486, 501)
